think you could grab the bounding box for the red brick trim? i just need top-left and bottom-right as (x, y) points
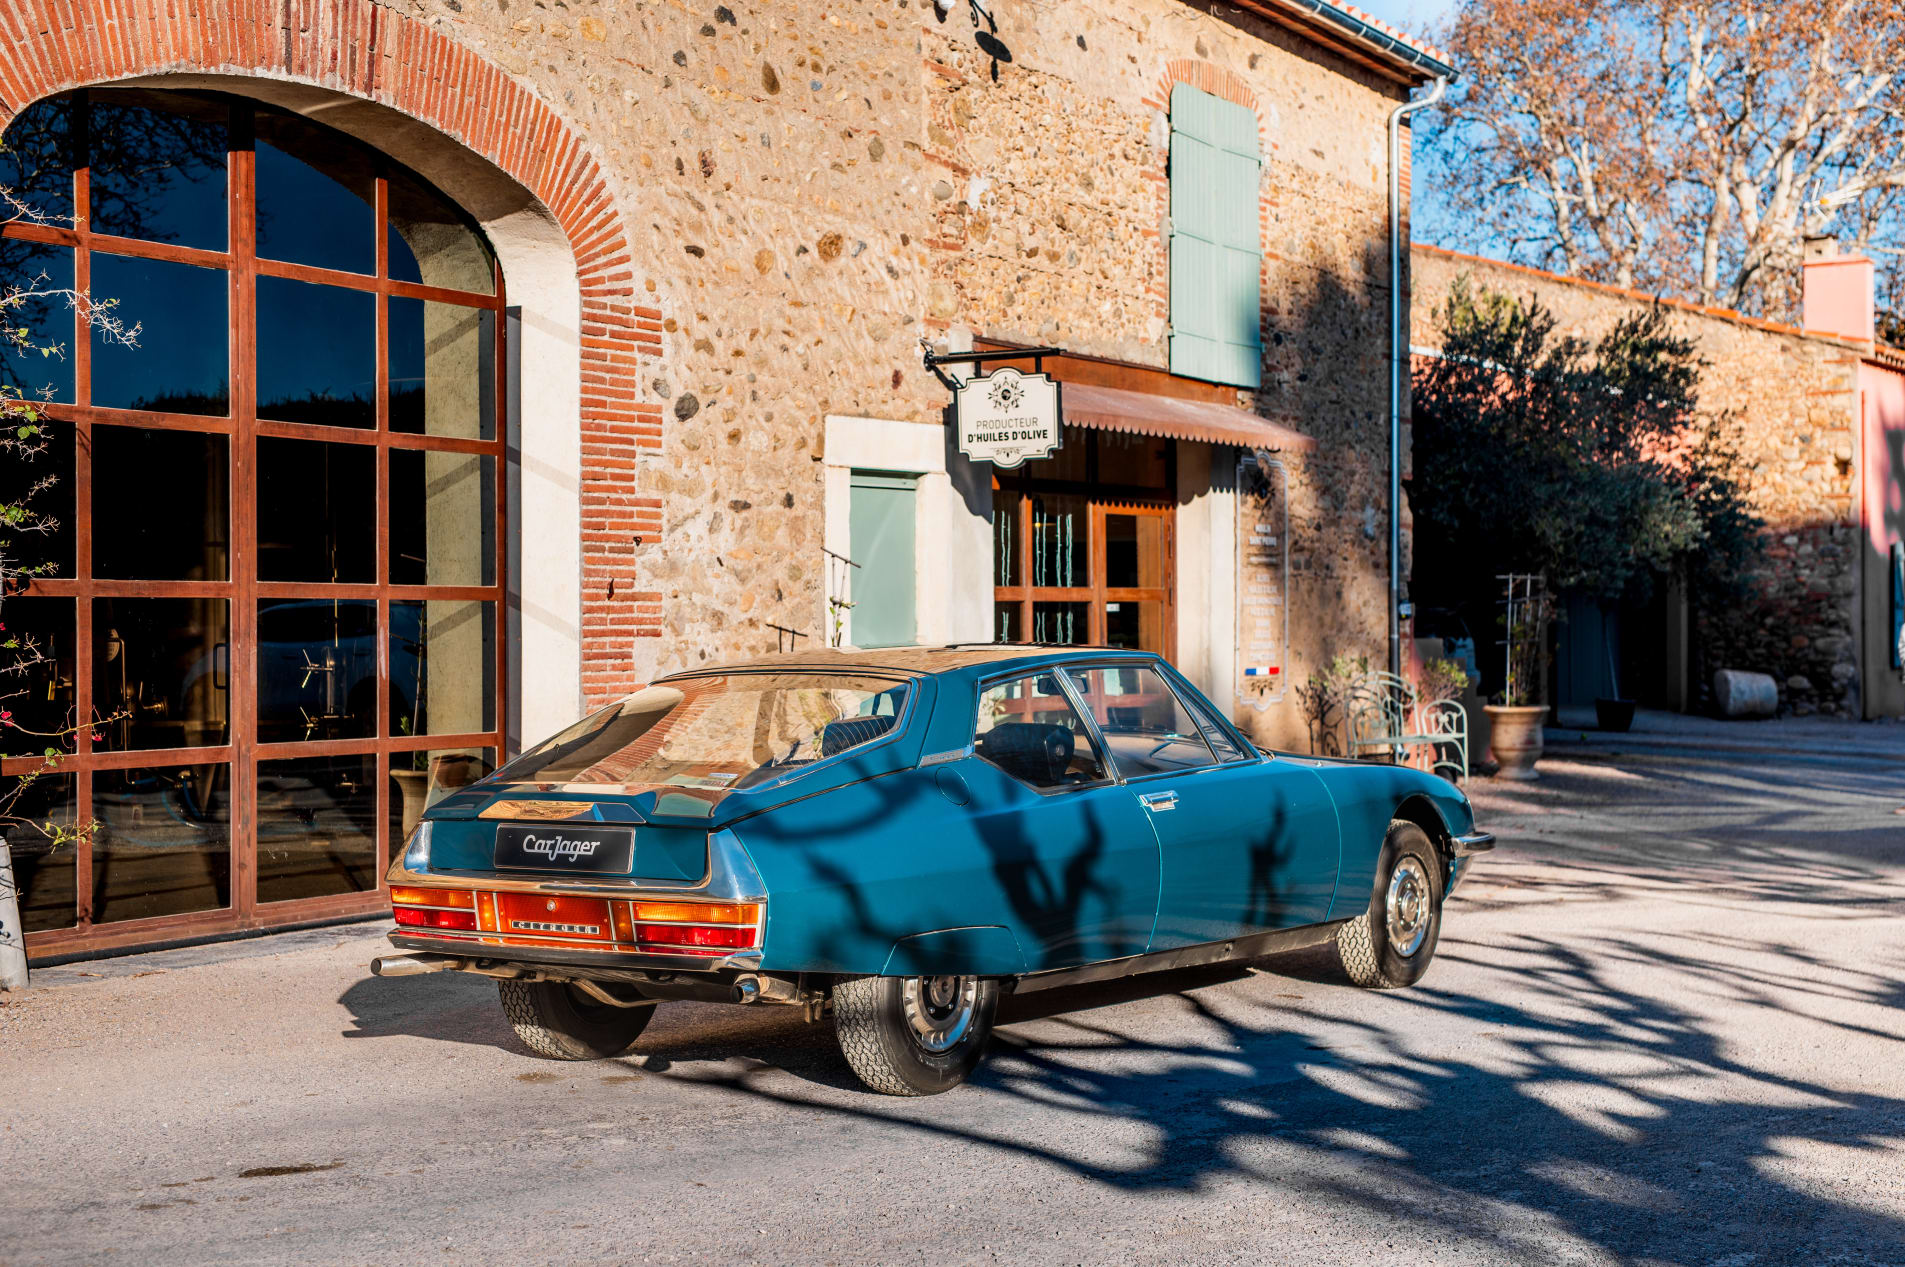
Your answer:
(0, 0), (660, 705)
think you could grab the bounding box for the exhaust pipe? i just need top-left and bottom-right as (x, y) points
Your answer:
(371, 954), (458, 977)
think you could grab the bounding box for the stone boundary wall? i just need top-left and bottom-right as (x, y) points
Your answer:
(1410, 244), (1865, 716)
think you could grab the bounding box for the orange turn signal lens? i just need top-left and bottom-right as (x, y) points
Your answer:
(629, 901), (760, 926)
(390, 886), (474, 909)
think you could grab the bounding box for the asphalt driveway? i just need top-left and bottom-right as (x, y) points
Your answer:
(2, 740), (1902, 1265)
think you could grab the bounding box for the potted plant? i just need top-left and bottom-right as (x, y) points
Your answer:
(1483, 577), (1550, 780)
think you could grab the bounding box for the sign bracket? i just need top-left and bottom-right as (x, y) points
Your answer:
(920, 342), (1063, 393)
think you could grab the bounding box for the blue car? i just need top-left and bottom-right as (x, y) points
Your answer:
(373, 646), (1493, 1095)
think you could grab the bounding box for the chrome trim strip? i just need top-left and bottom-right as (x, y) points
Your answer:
(388, 931), (764, 974)
(1012, 921), (1348, 994)
(1451, 831), (1496, 856)
(918, 744), (974, 767)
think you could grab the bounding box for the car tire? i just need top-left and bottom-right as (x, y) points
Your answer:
(1336, 819), (1443, 989)
(833, 974), (1000, 1096)
(497, 979), (656, 1060)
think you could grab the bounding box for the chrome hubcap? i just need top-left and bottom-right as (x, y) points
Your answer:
(1385, 856), (1431, 958)
(900, 975), (978, 1053)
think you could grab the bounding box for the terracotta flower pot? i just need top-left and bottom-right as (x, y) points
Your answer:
(1484, 704), (1548, 781)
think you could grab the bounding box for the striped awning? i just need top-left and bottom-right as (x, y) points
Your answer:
(1059, 381), (1317, 453)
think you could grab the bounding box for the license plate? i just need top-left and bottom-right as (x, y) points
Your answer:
(492, 824), (634, 874)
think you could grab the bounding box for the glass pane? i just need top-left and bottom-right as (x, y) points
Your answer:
(390, 449), (494, 586)
(254, 113), (375, 274)
(392, 599), (495, 737)
(1105, 513), (1167, 589)
(256, 754), (378, 904)
(93, 598), (231, 751)
(90, 253), (229, 415)
(257, 277), (375, 427)
(390, 747), (495, 840)
(256, 598), (378, 744)
(387, 169), (495, 294)
(1032, 600), (1090, 645)
(0, 596), (77, 747)
(0, 241), (76, 404)
(91, 763), (231, 922)
(1178, 683), (1250, 762)
(389, 299), (494, 438)
(0, 93), (75, 222)
(88, 90), (229, 250)
(1030, 493), (1087, 588)
(1065, 665), (1215, 777)
(495, 676), (905, 788)
(994, 601), (1023, 644)
(3, 770), (77, 932)
(1018, 424), (1088, 483)
(973, 671), (1106, 789)
(992, 488), (1020, 587)
(0, 414), (74, 577)
(1097, 431), (1169, 488)
(91, 427), (230, 580)
(1104, 600), (1165, 652)
(256, 437), (375, 582)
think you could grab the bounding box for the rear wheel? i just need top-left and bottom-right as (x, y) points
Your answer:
(498, 979), (656, 1060)
(1336, 820), (1443, 989)
(833, 974), (999, 1095)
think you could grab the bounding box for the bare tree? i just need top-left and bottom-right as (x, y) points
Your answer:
(1422, 0), (1905, 322)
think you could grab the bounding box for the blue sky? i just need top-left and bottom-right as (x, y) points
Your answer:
(1350, 0), (1456, 38)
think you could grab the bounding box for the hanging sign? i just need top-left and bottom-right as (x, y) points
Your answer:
(955, 366), (1062, 468)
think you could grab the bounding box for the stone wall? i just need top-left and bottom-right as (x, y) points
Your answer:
(417, 0), (1415, 737)
(0, 0), (1422, 740)
(1410, 245), (1865, 717)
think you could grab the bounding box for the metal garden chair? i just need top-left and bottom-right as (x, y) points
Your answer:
(1344, 670), (1470, 783)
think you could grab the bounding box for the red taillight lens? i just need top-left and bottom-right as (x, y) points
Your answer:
(636, 922), (756, 950)
(394, 906), (478, 932)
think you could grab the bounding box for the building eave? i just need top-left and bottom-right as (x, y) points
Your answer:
(1229, 0), (1458, 86)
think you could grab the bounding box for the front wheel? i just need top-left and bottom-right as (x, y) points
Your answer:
(833, 974), (1000, 1095)
(1336, 820), (1443, 989)
(498, 978), (656, 1060)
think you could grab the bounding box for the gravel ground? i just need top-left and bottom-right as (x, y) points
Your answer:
(3, 744), (1903, 1266)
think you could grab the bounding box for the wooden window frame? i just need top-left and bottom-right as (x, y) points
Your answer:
(4, 90), (509, 959)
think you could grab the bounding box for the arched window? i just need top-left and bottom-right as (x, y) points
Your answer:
(0, 88), (506, 949)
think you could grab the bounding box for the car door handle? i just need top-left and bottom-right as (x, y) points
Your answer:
(1139, 791), (1178, 812)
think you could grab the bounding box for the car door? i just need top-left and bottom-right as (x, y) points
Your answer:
(963, 668), (1161, 970)
(1065, 661), (1341, 948)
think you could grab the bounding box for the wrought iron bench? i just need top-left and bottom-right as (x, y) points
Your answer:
(1344, 670), (1470, 783)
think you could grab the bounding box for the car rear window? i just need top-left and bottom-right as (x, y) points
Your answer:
(493, 674), (909, 791)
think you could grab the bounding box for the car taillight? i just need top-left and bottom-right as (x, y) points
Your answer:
(390, 886), (473, 909)
(636, 923), (756, 950)
(629, 901), (759, 925)
(393, 906), (478, 931)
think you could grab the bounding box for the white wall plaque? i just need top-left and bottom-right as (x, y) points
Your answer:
(1236, 453), (1290, 709)
(955, 367), (1062, 468)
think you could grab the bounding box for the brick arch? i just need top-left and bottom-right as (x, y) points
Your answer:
(1140, 58), (1277, 389)
(0, 0), (663, 706)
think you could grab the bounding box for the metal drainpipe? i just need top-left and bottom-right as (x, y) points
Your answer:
(1388, 75), (1448, 678)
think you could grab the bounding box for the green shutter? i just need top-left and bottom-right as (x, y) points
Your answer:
(1169, 84), (1262, 388)
(849, 471), (918, 649)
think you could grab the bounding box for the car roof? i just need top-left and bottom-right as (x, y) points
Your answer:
(654, 644), (1158, 683)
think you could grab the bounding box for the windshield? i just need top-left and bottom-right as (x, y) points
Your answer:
(492, 673), (910, 791)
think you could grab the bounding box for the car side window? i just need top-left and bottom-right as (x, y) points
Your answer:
(973, 672), (1109, 790)
(1065, 664), (1217, 778)
(1173, 678), (1251, 762)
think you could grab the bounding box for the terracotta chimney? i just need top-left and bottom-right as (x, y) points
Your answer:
(1801, 236), (1876, 341)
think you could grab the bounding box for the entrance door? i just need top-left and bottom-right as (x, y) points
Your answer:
(0, 89), (508, 957)
(992, 426), (1175, 654)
